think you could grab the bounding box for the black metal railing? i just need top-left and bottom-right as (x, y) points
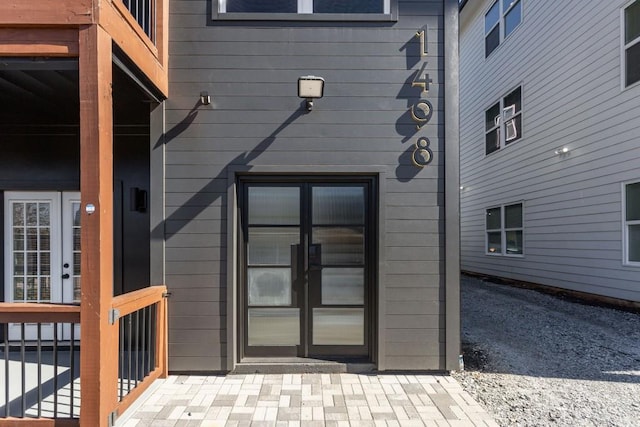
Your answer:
(118, 303), (157, 400)
(1, 322), (80, 419)
(121, 0), (156, 43)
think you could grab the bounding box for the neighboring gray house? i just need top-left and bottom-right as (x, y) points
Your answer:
(459, 0), (640, 303)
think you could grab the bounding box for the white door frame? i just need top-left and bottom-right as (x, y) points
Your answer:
(61, 191), (81, 340)
(4, 191), (80, 341)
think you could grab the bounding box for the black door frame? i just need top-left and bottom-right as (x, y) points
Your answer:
(237, 175), (377, 362)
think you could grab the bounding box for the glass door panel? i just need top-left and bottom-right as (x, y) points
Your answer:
(248, 268), (291, 305)
(244, 185), (301, 356)
(248, 308), (300, 346)
(312, 227), (364, 265)
(4, 193), (62, 340)
(4, 192), (80, 341)
(308, 185), (368, 357)
(241, 181), (371, 359)
(312, 186), (364, 224)
(312, 308), (364, 345)
(321, 268), (364, 305)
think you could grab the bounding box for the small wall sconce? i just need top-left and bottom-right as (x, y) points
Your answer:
(554, 147), (569, 155)
(200, 91), (211, 105)
(298, 76), (325, 111)
(130, 187), (148, 213)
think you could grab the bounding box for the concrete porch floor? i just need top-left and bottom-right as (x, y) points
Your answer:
(117, 373), (497, 427)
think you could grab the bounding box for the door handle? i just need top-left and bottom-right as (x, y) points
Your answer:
(62, 273), (70, 279)
(309, 244), (322, 269)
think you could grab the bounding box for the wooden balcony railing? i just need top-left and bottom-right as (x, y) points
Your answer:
(0, 304), (81, 424)
(111, 285), (169, 418)
(0, 285), (168, 426)
(120, 0), (157, 44)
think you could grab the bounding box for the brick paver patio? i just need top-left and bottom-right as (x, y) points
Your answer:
(119, 373), (496, 427)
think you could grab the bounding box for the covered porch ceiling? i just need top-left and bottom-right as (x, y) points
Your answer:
(0, 57), (153, 130)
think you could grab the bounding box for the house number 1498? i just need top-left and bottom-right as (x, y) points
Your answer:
(410, 26), (433, 168)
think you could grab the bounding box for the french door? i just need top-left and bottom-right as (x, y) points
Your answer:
(240, 179), (375, 360)
(4, 191), (81, 340)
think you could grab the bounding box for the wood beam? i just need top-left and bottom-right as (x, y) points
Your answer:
(0, 0), (93, 26)
(78, 24), (117, 427)
(0, 303), (80, 323)
(0, 28), (79, 57)
(101, 0), (168, 96)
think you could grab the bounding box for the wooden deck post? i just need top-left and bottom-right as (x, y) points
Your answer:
(78, 24), (118, 427)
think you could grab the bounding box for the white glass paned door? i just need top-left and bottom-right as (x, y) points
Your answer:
(4, 191), (80, 341)
(62, 192), (81, 340)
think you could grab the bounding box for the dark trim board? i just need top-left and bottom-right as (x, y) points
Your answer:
(226, 166), (387, 372)
(210, 0), (399, 22)
(444, 0), (461, 371)
(236, 176), (377, 362)
(149, 102), (165, 285)
(0, 191), (3, 307)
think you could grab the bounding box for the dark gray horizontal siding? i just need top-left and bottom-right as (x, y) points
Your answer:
(170, 68), (444, 84)
(169, 287), (226, 302)
(385, 275), (442, 288)
(166, 247), (225, 262)
(387, 300), (441, 314)
(387, 246), (441, 260)
(384, 287), (441, 301)
(163, 149), (444, 165)
(169, 81), (444, 98)
(387, 232), (443, 247)
(385, 342), (445, 356)
(169, 40), (445, 58)
(161, 137), (445, 154)
(385, 357), (443, 369)
(386, 329), (443, 344)
(167, 0), (448, 371)
(169, 344), (225, 358)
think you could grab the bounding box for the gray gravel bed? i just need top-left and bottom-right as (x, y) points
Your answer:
(452, 275), (640, 427)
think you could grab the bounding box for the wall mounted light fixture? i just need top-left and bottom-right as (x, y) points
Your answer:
(200, 91), (211, 105)
(554, 147), (569, 155)
(298, 76), (324, 111)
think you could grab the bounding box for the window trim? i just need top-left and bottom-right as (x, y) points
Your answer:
(212, 0), (397, 21)
(484, 84), (523, 155)
(484, 0), (523, 58)
(622, 180), (640, 266)
(485, 202), (524, 257)
(622, 0), (640, 89)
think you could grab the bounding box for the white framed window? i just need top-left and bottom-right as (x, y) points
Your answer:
(485, 86), (522, 155)
(486, 202), (523, 256)
(217, 0), (391, 16)
(485, 0), (522, 57)
(623, 0), (640, 87)
(623, 181), (640, 265)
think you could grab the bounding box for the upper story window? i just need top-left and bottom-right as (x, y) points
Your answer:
(485, 86), (522, 155)
(485, 0), (522, 57)
(486, 202), (524, 256)
(218, 0), (391, 16)
(624, 181), (640, 265)
(624, 0), (640, 87)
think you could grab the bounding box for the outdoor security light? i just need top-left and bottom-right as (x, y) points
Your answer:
(298, 76), (325, 111)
